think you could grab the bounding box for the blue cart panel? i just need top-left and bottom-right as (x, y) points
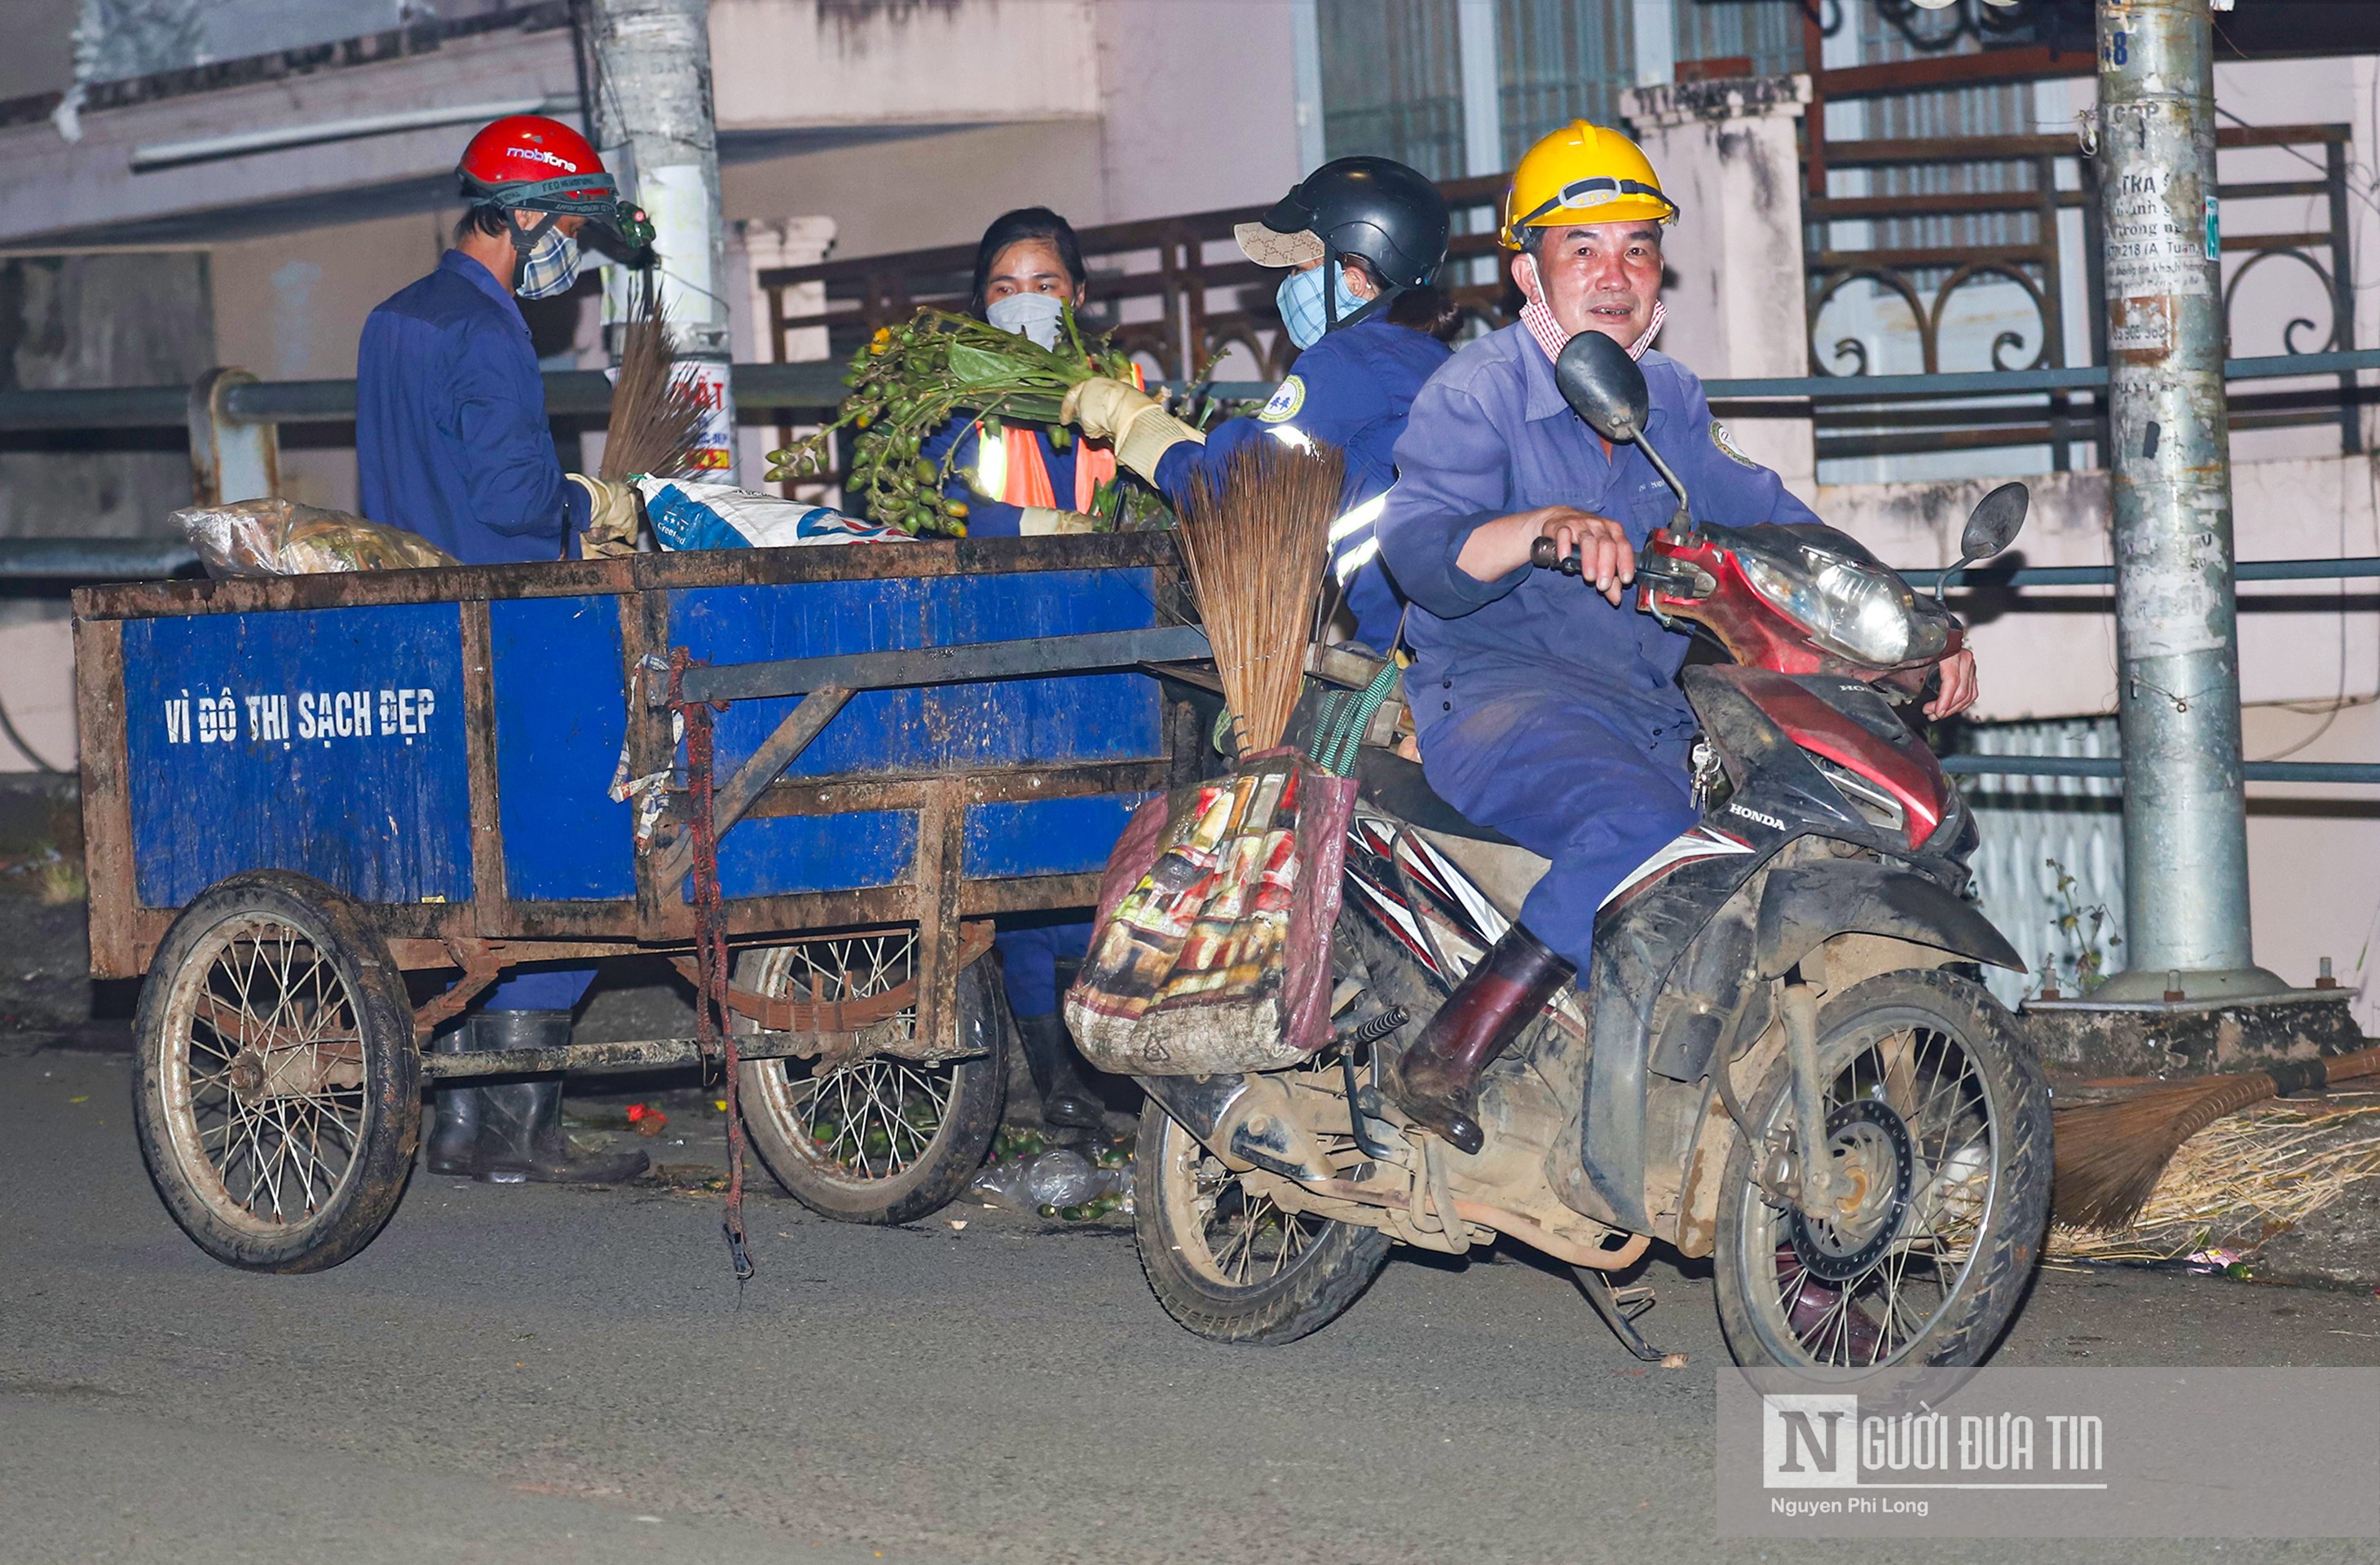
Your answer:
(121, 602), (475, 910)
(76, 536), (1197, 980)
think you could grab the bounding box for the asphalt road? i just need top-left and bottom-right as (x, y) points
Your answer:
(7, 1044), (2380, 1565)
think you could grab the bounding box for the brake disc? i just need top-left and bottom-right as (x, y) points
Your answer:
(1787, 1097), (1916, 1284)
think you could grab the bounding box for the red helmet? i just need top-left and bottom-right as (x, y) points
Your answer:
(458, 115), (647, 245)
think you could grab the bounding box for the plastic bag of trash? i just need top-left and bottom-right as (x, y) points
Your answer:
(637, 478), (911, 551)
(176, 497), (457, 577)
(967, 1160), (1036, 1215)
(1022, 1148), (1100, 1209)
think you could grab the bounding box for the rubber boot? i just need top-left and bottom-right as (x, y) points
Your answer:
(1014, 1012), (1106, 1131)
(471, 1011), (651, 1185)
(1382, 923), (1575, 1155)
(424, 1025), (483, 1176)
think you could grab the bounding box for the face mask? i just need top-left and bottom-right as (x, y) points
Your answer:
(1276, 262), (1369, 350)
(515, 225), (582, 300)
(985, 291), (1066, 350)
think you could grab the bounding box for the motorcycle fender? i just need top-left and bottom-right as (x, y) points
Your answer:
(1755, 861), (2022, 980)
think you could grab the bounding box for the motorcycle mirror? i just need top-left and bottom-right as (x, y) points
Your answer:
(1958, 482), (2030, 566)
(1555, 330), (1650, 443)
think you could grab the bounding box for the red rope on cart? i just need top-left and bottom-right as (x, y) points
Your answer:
(669, 649), (752, 1281)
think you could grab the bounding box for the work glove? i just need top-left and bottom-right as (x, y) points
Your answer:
(566, 473), (642, 558)
(1060, 377), (1203, 485)
(1017, 506), (1100, 536)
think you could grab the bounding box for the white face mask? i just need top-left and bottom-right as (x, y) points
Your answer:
(985, 291), (1066, 350)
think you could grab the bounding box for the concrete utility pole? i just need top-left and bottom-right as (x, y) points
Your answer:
(2091, 0), (2280, 1000)
(584, 0), (736, 479)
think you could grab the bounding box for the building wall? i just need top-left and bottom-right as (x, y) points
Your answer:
(724, 120), (1111, 259)
(0, 249), (213, 540)
(1092, 0), (1301, 223)
(711, 0), (1102, 130)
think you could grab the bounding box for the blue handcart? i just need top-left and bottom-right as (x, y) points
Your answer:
(74, 534), (1209, 1271)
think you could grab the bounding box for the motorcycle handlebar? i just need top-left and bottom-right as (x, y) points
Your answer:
(1529, 535), (1584, 576)
(1530, 533), (1703, 593)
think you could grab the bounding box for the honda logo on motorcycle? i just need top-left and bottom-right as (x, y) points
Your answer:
(1727, 800), (1787, 832)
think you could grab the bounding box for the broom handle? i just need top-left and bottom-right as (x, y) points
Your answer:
(2303, 1042), (2380, 1088)
(2068, 1043), (2380, 1104)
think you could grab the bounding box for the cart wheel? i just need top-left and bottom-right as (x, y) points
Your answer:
(734, 931), (1006, 1224)
(130, 871), (421, 1272)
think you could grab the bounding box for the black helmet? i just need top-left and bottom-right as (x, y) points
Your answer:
(1236, 156), (1451, 290)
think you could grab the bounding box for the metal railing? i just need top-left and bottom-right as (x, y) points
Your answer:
(1806, 123), (2361, 466)
(4, 345), (2372, 439)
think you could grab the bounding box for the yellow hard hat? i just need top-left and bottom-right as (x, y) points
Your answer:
(1499, 120), (1679, 249)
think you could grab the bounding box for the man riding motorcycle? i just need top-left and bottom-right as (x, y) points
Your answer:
(1373, 121), (1980, 1155)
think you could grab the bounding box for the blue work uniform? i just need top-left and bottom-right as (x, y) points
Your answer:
(356, 249), (591, 566)
(918, 415), (1086, 537)
(357, 249), (595, 1013)
(1153, 316), (1450, 655)
(1377, 322), (1821, 972)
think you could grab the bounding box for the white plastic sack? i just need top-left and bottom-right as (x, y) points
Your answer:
(636, 478), (910, 551)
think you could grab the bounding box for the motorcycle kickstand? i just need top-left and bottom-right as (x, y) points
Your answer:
(1572, 1265), (1668, 1364)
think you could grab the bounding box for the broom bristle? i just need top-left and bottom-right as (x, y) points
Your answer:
(2052, 1042), (2380, 1230)
(2052, 1074), (2285, 1229)
(1176, 439), (1346, 755)
(601, 271), (706, 483)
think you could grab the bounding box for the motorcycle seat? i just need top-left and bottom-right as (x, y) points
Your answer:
(1353, 747), (1553, 921)
(1352, 747), (1513, 844)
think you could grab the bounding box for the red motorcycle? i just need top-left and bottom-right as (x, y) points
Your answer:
(1127, 331), (2052, 1369)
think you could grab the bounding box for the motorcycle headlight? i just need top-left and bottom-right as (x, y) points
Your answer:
(1739, 548), (1925, 666)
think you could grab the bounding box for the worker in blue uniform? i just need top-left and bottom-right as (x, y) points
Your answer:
(914, 208), (1117, 544)
(1061, 156), (1458, 655)
(985, 165), (1454, 1129)
(1370, 121), (1981, 1154)
(357, 113), (650, 1184)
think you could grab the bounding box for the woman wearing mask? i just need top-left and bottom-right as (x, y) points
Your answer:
(912, 208), (1113, 1126)
(915, 207), (1117, 540)
(1062, 156), (1457, 654)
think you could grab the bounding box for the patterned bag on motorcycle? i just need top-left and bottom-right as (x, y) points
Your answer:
(1064, 748), (1357, 1074)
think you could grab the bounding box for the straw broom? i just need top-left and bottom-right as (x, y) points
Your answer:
(2052, 1042), (2380, 1228)
(1175, 438), (1346, 754)
(600, 271), (705, 483)
(2051, 1096), (2380, 1261)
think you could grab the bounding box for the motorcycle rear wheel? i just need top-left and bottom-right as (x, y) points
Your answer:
(1713, 968), (2050, 1370)
(1133, 1093), (1391, 1344)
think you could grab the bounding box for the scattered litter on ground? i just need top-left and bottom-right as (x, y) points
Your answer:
(968, 1128), (1135, 1221)
(628, 1103), (668, 1138)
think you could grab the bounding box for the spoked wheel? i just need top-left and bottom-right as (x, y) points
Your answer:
(130, 871), (420, 1272)
(1715, 968), (2051, 1370)
(734, 930), (1005, 1224)
(1133, 1054), (1391, 1345)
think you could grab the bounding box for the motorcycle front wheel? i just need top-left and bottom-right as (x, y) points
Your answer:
(1713, 968), (2051, 1370)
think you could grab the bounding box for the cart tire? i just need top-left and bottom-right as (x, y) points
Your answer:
(130, 871), (421, 1272)
(734, 934), (1006, 1225)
